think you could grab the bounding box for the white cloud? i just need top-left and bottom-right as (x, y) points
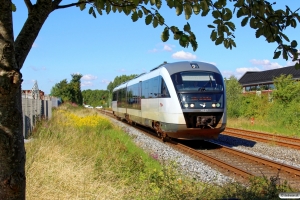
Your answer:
(30, 66), (46, 71)
(163, 44), (173, 52)
(221, 70), (235, 79)
(148, 48), (158, 53)
(172, 51), (197, 60)
(32, 43), (37, 48)
(82, 74), (98, 81)
(235, 67), (260, 78)
(118, 68), (126, 72)
(250, 59), (282, 70)
(101, 79), (111, 85)
(81, 81), (93, 87)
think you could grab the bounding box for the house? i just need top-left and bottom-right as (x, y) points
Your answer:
(238, 65), (300, 93)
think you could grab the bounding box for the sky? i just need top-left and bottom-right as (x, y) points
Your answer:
(13, 0), (300, 94)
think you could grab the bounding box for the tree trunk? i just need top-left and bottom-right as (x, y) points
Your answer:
(0, 1), (26, 199)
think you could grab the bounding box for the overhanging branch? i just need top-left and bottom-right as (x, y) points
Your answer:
(54, 1), (93, 10)
(24, 0), (33, 12)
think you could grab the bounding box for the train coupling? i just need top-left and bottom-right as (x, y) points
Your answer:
(196, 116), (216, 129)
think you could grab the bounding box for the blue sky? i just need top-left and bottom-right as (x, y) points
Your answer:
(13, 0), (300, 94)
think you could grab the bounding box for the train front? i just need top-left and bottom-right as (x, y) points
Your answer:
(166, 63), (226, 140)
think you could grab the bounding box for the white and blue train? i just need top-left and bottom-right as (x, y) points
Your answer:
(112, 61), (226, 140)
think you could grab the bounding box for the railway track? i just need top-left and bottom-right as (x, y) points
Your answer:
(223, 127), (300, 150)
(97, 109), (300, 189)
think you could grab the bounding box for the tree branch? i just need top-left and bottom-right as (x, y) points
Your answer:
(24, 0), (33, 12)
(54, 1), (93, 10)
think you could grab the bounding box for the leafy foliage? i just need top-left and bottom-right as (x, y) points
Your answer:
(82, 89), (109, 107)
(76, 0), (300, 68)
(106, 74), (138, 92)
(226, 74), (300, 132)
(50, 74), (83, 104)
(225, 76), (242, 117)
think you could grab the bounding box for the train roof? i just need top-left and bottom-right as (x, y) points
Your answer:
(113, 61), (221, 91)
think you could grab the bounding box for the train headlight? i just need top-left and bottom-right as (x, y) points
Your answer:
(184, 103), (188, 108)
(190, 104), (194, 108)
(216, 103), (220, 107)
(212, 103), (216, 108)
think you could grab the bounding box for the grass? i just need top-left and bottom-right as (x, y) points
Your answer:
(25, 104), (296, 199)
(227, 117), (300, 138)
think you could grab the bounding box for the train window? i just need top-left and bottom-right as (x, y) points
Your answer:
(112, 91), (117, 101)
(171, 71), (224, 92)
(149, 77), (159, 98)
(160, 77), (170, 98)
(142, 80), (149, 98)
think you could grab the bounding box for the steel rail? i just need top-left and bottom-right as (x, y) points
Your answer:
(224, 127), (300, 150)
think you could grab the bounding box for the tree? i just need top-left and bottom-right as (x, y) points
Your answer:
(0, 0), (299, 198)
(225, 76), (242, 117)
(107, 74), (138, 92)
(50, 74), (83, 104)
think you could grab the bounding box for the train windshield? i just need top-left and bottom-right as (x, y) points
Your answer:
(171, 71), (224, 92)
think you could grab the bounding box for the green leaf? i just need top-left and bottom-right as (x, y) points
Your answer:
(150, 0), (155, 6)
(96, 7), (103, 15)
(156, 0), (162, 9)
(79, 3), (86, 11)
(280, 32), (290, 42)
(89, 7), (93, 14)
(295, 63), (300, 70)
(208, 24), (215, 28)
(215, 36), (224, 45)
(184, 3), (192, 20)
(190, 39), (198, 51)
(225, 22), (235, 31)
(241, 17), (249, 27)
(229, 39), (236, 47)
(145, 15), (153, 25)
(92, 11), (96, 18)
(184, 22), (191, 31)
(106, 5), (111, 14)
(210, 30), (217, 41)
(117, 7), (122, 13)
(212, 11), (221, 19)
(193, 4), (201, 15)
(273, 51), (281, 59)
(255, 28), (264, 38)
(223, 8), (232, 21)
(201, 9), (210, 17)
(224, 39), (229, 49)
(133, 0), (139, 6)
(250, 18), (257, 28)
(283, 50), (288, 60)
(112, 6), (117, 13)
(176, 5), (183, 16)
(290, 19), (297, 28)
(234, 0), (244, 7)
(142, 7), (149, 15)
(167, 0), (174, 8)
(201, 0), (209, 13)
(291, 40), (298, 48)
(237, 8), (245, 18)
(12, 3), (16, 12)
(138, 10), (143, 18)
(153, 17), (158, 28)
(161, 28), (170, 42)
(131, 12), (139, 22)
(144, 0), (149, 5)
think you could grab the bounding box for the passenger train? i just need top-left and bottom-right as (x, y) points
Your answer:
(112, 61), (226, 140)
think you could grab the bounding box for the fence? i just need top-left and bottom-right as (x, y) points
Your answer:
(22, 95), (61, 138)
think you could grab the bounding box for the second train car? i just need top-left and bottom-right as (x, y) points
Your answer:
(112, 61), (226, 140)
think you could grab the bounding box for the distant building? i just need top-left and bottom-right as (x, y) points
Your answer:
(238, 65), (300, 93)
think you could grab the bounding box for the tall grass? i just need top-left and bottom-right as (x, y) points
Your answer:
(25, 104), (295, 199)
